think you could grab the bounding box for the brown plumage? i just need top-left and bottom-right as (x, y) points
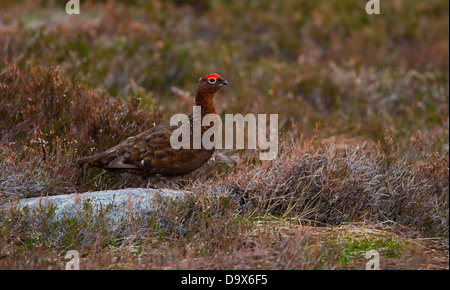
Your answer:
(74, 73), (228, 176)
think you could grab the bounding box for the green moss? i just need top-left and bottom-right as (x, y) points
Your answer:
(322, 233), (407, 269)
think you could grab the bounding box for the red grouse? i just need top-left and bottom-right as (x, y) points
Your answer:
(74, 74), (228, 176)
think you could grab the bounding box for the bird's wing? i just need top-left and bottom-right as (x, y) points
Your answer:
(94, 122), (179, 171)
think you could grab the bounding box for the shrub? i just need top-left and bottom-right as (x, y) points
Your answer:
(0, 62), (161, 201)
(200, 137), (449, 238)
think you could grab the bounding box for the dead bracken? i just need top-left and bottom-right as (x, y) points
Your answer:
(0, 0), (448, 270)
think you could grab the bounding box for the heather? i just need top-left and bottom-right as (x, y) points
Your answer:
(0, 0), (448, 269)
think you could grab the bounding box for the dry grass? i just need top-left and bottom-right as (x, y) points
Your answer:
(0, 0), (448, 269)
(0, 63), (161, 203)
(0, 0), (448, 149)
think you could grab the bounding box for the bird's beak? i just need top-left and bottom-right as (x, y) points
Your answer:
(220, 78), (228, 86)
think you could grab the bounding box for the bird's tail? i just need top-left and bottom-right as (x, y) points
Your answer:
(73, 156), (92, 167)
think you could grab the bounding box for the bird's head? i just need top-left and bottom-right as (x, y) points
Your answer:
(197, 73), (228, 95)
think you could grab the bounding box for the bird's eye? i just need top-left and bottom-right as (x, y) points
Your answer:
(208, 78), (217, 84)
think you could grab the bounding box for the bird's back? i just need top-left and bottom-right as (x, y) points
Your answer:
(75, 120), (214, 176)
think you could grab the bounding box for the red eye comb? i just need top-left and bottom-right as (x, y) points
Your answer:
(205, 74), (219, 80)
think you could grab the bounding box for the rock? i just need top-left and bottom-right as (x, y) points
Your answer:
(13, 188), (186, 217)
(5, 188), (186, 221)
(1, 188), (189, 247)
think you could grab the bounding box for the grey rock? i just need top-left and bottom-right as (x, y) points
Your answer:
(1, 188), (190, 247)
(7, 188), (187, 221)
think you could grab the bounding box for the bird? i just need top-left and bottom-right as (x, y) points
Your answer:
(74, 73), (228, 177)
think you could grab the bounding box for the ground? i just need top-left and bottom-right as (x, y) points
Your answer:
(0, 0), (448, 270)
